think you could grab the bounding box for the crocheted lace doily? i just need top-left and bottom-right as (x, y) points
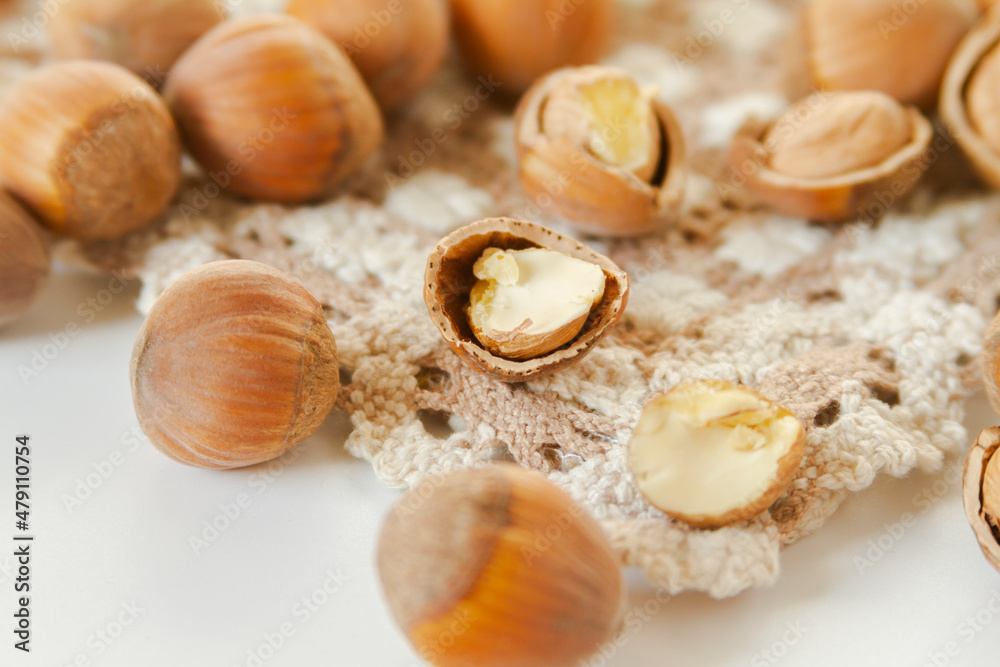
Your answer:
(11, 0), (1000, 597)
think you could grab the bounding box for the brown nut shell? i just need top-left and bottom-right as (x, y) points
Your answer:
(49, 0), (223, 83)
(286, 0), (449, 112)
(377, 464), (624, 667)
(514, 66), (687, 237)
(0, 60), (182, 240)
(798, 0), (977, 107)
(130, 260), (340, 469)
(963, 427), (1000, 573)
(450, 0), (615, 95)
(729, 96), (933, 223)
(424, 218), (629, 383)
(163, 15), (384, 203)
(941, 4), (1000, 190)
(0, 193), (50, 327)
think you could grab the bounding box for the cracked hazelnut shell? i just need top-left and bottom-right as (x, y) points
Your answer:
(514, 66), (687, 236)
(729, 91), (933, 222)
(963, 427), (1000, 572)
(424, 218), (629, 383)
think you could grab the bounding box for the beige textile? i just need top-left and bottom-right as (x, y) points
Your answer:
(8, 0), (1000, 597)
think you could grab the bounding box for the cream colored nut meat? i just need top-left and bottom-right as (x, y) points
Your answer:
(466, 247), (605, 360)
(628, 380), (806, 528)
(542, 76), (661, 182)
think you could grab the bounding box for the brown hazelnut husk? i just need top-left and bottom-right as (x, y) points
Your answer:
(963, 427), (1000, 572)
(729, 91), (933, 222)
(48, 0), (223, 84)
(0, 60), (182, 240)
(377, 464), (624, 667)
(450, 0), (615, 95)
(286, 0), (449, 112)
(941, 4), (1000, 190)
(163, 15), (384, 203)
(424, 218), (629, 383)
(795, 0), (977, 107)
(0, 193), (50, 327)
(514, 66), (687, 237)
(130, 260), (340, 469)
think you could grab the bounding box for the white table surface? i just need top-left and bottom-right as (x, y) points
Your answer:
(3, 267), (1000, 667)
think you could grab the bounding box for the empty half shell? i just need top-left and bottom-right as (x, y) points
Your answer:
(424, 218), (629, 382)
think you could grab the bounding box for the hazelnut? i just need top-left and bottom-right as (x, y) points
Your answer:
(48, 0), (223, 84)
(729, 91), (933, 222)
(377, 465), (624, 667)
(796, 0), (977, 107)
(466, 246), (606, 360)
(450, 0), (615, 94)
(424, 218), (629, 383)
(0, 193), (50, 328)
(941, 6), (1000, 190)
(163, 15), (384, 203)
(628, 380), (806, 528)
(0, 60), (182, 240)
(130, 260), (340, 469)
(963, 428), (1000, 573)
(514, 66), (687, 236)
(286, 0), (449, 112)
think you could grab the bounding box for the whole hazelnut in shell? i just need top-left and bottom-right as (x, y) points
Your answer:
(49, 0), (223, 83)
(286, 0), (449, 111)
(0, 60), (181, 240)
(377, 464), (624, 667)
(450, 0), (615, 94)
(163, 15), (384, 203)
(130, 260), (340, 469)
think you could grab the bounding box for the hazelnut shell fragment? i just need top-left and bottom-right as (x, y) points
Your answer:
(424, 218), (629, 383)
(941, 5), (1000, 190)
(514, 66), (687, 237)
(963, 427), (1000, 573)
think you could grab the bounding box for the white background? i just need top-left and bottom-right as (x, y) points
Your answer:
(3, 268), (1000, 667)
